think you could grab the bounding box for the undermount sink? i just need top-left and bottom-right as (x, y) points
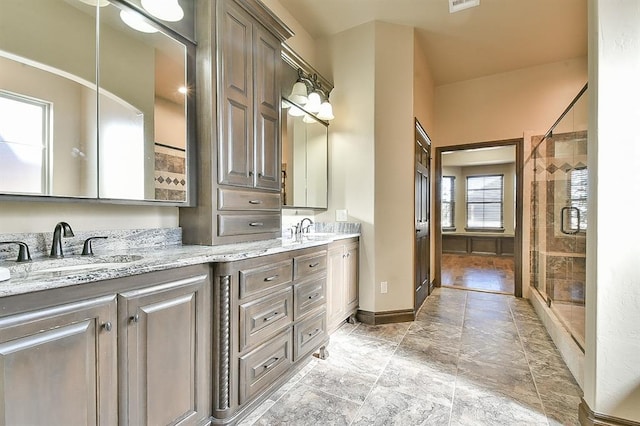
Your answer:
(28, 254), (144, 274)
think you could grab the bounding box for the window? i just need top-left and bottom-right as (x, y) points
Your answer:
(568, 167), (588, 231)
(0, 91), (50, 194)
(441, 176), (455, 230)
(466, 174), (504, 230)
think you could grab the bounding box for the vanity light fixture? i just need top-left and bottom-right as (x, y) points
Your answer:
(288, 68), (335, 121)
(178, 86), (188, 94)
(302, 114), (317, 124)
(141, 0), (184, 22)
(120, 9), (158, 33)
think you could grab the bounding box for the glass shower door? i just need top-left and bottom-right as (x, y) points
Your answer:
(531, 88), (588, 349)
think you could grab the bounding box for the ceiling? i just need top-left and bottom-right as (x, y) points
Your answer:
(276, 0), (587, 85)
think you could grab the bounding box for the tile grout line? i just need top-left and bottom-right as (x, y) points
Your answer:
(509, 300), (551, 426)
(347, 321), (413, 426)
(447, 290), (467, 426)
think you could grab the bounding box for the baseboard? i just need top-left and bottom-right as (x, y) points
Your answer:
(579, 399), (640, 426)
(356, 309), (414, 325)
(428, 279), (435, 295)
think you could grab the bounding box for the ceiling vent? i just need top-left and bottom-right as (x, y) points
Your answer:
(449, 0), (480, 13)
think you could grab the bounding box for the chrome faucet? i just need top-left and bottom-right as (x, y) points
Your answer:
(50, 222), (74, 258)
(298, 217), (314, 234)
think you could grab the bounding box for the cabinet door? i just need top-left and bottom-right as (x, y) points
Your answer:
(0, 296), (117, 426)
(219, 3), (254, 187)
(326, 244), (346, 332)
(119, 273), (211, 426)
(345, 242), (359, 312)
(253, 25), (281, 190)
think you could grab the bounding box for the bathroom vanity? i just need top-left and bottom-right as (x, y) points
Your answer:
(0, 231), (358, 425)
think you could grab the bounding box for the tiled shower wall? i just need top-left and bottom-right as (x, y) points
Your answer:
(530, 131), (587, 304)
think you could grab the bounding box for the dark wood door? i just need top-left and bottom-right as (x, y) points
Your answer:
(415, 120), (431, 312)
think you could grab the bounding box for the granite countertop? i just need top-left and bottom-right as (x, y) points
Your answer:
(0, 232), (360, 298)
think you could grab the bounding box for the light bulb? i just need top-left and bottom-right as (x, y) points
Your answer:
(303, 114), (317, 124)
(289, 82), (308, 105)
(317, 101), (335, 121)
(141, 0), (184, 22)
(120, 9), (158, 33)
(288, 105), (305, 117)
(305, 92), (321, 113)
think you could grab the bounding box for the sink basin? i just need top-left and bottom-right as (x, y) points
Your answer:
(28, 254), (143, 274)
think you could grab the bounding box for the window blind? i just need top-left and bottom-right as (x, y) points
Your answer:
(466, 174), (504, 229)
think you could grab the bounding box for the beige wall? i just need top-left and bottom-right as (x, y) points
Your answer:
(434, 57), (588, 147)
(584, 0), (640, 421)
(315, 22), (377, 310)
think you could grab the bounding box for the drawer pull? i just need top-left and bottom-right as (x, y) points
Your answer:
(309, 262), (320, 268)
(263, 312), (279, 322)
(263, 357), (279, 370)
(102, 321), (112, 332)
(264, 275), (279, 282)
(248, 200), (262, 205)
(308, 293), (319, 300)
(307, 328), (321, 338)
(130, 314), (140, 323)
(249, 222), (264, 227)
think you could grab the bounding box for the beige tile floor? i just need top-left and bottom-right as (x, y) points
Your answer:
(240, 287), (582, 426)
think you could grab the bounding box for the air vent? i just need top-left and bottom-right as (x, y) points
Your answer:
(449, 0), (480, 13)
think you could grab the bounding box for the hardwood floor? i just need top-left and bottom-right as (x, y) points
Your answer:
(441, 253), (514, 294)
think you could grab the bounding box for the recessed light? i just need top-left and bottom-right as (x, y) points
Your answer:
(178, 86), (188, 94)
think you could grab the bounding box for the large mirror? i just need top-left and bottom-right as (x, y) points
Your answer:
(281, 99), (328, 208)
(280, 45), (330, 209)
(0, 0), (194, 204)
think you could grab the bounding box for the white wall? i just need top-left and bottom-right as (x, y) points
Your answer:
(584, 0), (640, 421)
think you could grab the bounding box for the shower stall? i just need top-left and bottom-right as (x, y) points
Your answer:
(529, 84), (588, 349)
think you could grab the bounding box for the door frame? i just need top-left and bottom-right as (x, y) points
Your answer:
(434, 138), (524, 297)
(414, 118), (431, 312)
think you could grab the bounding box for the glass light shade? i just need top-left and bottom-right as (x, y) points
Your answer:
(289, 82), (308, 105)
(78, 0), (110, 6)
(305, 92), (321, 113)
(120, 9), (158, 33)
(141, 0), (184, 22)
(303, 114), (316, 124)
(288, 105), (305, 117)
(281, 99), (291, 108)
(317, 101), (335, 121)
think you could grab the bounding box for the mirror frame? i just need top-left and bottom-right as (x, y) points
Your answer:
(0, 0), (197, 207)
(281, 43), (332, 210)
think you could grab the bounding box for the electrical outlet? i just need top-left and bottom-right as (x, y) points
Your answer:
(336, 209), (348, 222)
(380, 281), (388, 294)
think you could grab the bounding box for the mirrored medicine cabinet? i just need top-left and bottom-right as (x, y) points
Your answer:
(280, 45), (331, 210)
(0, 0), (195, 205)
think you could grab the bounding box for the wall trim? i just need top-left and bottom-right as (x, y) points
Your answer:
(356, 309), (414, 325)
(579, 399), (640, 426)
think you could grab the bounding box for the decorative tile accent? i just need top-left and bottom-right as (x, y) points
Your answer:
(154, 144), (186, 202)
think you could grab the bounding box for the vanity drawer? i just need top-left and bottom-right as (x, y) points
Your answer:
(239, 260), (293, 300)
(293, 311), (326, 361)
(239, 287), (293, 352)
(217, 213), (281, 237)
(239, 328), (292, 404)
(294, 276), (326, 320)
(293, 250), (327, 281)
(218, 189), (281, 211)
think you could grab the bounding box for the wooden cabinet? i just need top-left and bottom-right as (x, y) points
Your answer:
(0, 264), (211, 426)
(326, 237), (360, 333)
(180, 0), (293, 245)
(118, 273), (211, 426)
(0, 296), (117, 426)
(212, 245), (328, 424)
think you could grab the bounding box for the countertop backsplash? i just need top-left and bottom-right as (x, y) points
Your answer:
(0, 228), (182, 262)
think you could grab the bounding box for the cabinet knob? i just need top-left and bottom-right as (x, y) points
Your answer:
(130, 314), (140, 323)
(102, 321), (112, 332)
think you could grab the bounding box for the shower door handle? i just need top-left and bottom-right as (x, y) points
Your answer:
(560, 206), (580, 235)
